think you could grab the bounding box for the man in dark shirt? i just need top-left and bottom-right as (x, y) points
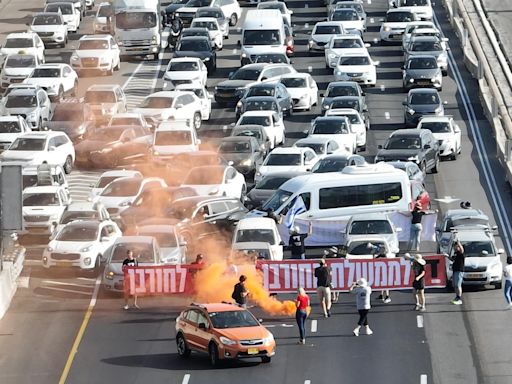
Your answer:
(449, 240), (465, 305)
(122, 250), (139, 310)
(289, 222), (313, 259)
(314, 259), (332, 317)
(232, 275), (250, 308)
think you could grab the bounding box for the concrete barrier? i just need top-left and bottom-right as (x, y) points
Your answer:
(0, 246), (25, 319)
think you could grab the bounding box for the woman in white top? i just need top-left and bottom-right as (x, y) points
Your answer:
(503, 256), (512, 308)
(349, 278), (372, 336)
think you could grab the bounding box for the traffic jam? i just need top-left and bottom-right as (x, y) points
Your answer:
(0, 0), (507, 369)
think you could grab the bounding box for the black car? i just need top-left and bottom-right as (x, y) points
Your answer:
(253, 53), (291, 64)
(46, 102), (95, 143)
(174, 0), (215, 25)
(174, 36), (216, 72)
(402, 55), (442, 91)
(235, 96), (282, 120)
(230, 124), (271, 156)
(245, 171), (306, 209)
(236, 83), (292, 118)
(374, 128), (440, 174)
(218, 136), (264, 176)
(402, 88), (446, 127)
(310, 153), (366, 173)
(164, 0), (190, 23)
(180, 27), (210, 40)
(321, 81), (365, 114)
(198, 125), (232, 150)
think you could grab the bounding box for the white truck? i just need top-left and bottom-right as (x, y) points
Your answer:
(113, 0), (168, 59)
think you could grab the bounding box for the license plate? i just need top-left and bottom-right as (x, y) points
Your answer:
(56, 262), (70, 267)
(247, 348), (259, 355)
(418, 81), (430, 85)
(467, 273), (485, 278)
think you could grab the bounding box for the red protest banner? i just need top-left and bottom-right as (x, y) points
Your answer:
(257, 255), (447, 293)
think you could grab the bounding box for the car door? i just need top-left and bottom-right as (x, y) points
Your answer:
(308, 75), (318, 101)
(194, 310), (212, 351)
(327, 140), (339, 155)
(206, 201), (231, 233)
(304, 149), (317, 171)
(197, 88), (211, 120)
(182, 309), (202, 349)
(47, 136), (61, 165)
(423, 132), (436, 167)
(223, 166), (240, 198)
(251, 138), (263, 166)
(275, 84), (289, 111)
(272, 113), (285, 143)
(100, 223), (119, 254)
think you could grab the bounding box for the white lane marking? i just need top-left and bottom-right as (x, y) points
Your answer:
(368, 0), (372, 5)
(373, 38), (379, 44)
(305, 3), (308, 8)
(265, 323), (294, 328)
(42, 280), (92, 288)
(385, 112), (390, 119)
(121, 61), (144, 89)
(89, 275), (102, 307)
(380, 84), (386, 91)
(420, 374), (427, 384)
(370, 18), (375, 24)
(417, 315), (424, 328)
(311, 319), (317, 333)
(76, 277), (95, 281)
(40, 286), (91, 295)
(305, 381), (311, 384)
(232, 49), (237, 54)
(24, 260), (42, 266)
(182, 374), (191, 384)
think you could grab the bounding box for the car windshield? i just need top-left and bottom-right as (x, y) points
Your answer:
(313, 120), (348, 134)
(410, 93), (440, 104)
(231, 68), (261, 81)
(9, 137), (45, 150)
(245, 100), (277, 112)
(315, 25), (342, 34)
(312, 158), (348, 173)
(192, 21), (217, 30)
(101, 179), (141, 197)
(266, 153), (301, 166)
(243, 29), (281, 45)
(140, 97), (173, 109)
(111, 243), (155, 262)
(184, 167), (223, 185)
(154, 131), (192, 145)
(262, 188), (293, 211)
(31, 68), (61, 77)
(239, 116), (271, 126)
(337, 4), (363, 13)
(209, 310), (260, 329)
(349, 241), (386, 255)
(349, 220), (393, 234)
(247, 87), (274, 97)
(84, 91), (117, 103)
(332, 10), (359, 21)
(338, 56), (370, 66)
(178, 39), (210, 51)
(236, 229), (275, 244)
(169, 61), (199, 71)
(97, 5), (113, 17)
(411, 41), (442, 51)
(52, 107), (84, 121)
(327, 85), (357, 97)
(255, 175), (290, 190)
(332, 38), (362, 48)
(4, 38), (33, 48)
(385, 137), (421, 149)
(386, 11), (414, 22)
(0, 121), (21, 133)
(219, 141), (251, 153)
(5, 56), (36, 68)
(5, 95), (37, 108)
(23, 192), (59, 206)
(182, 30), (209, 38)
(280, 77), (306, 88)
(79, 40), (109, 50)
(45, 4), (73, 14)
(197, 10), (223, 18)
(258, 2), (285, 11)
(87, 128), (124, 141)
(60, 211), (98, 224)
(460, 241), (495, 257)
(56, 226), (98, 241)
(401, 0), (428, 6)
(295, 142), (324, 155)
(32, 15), (61, 25)
(115, 11), (157, 29)
(420, 121), (451, 133)
(96, 176), (121, 189)
(409, 57), (437, 69)
(233, 129), (262, 140)
(331, 99), (360, 110)
(254, 54), (288, 64)
(186, 0), (210, 6)
(141, 231), (177, 248)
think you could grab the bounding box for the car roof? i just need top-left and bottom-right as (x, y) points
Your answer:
(23, 185), (62, 194)
(295, 136), (332, 145)
(156, 121), (193, 131)
(348, 212), (392, 221)
(259, 171), (306, 179)
(0, 115), (22, 121)
(220, 136), (254, 143)
(79, 34), (112, 41)
(406, 54), (438, 61)
(314, 115), (349, 121)
(237, 217), (277, 229)
(390, 129), (425, 137)
(62, 220), (101, 229)
(6, 32), (36, 39)
(419, 116), (452, 122)
(408, 88), (439, 95)
(18, 131), (63, 139)
(146, 91), (192, 98)
(99, 169), (142, 178)
(411, 35), (441, 42)
(245, 96), (277, 101)
(241, 110), (275, 117)
(280, 72), (310, 79)
(179, 35), (210, 42)
(269, 147), (310, 154)
(169, 57), (201, 63)
(444, 208), (488, 219)
(233, 241), (271, 249)
(189, 303), (247, 313)
(453, 229), (492, 241)
(35, 63), (66, 68)
(66, 202), (100, 211)
(5, 88), (38, 97)
(192, 17), (218, 22)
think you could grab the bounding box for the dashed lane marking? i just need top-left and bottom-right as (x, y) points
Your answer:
(40, 286), (91, 296)
(420, 374), (427, 384)
(311, 319), (317, 333)
(42, 280), (93, 289)
(385, 112), (390, 119)
(417, 315), (424, 328)
(182, 374), (191, 384)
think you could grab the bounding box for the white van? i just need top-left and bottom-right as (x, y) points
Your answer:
(240, 9), (286, 66)
(232, 217), (284, 260)
(152, 120), (201, 160)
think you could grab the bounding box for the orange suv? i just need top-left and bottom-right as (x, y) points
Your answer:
(175, 303), (276, 366)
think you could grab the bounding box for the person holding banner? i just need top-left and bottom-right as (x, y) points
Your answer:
(409, 201), (425, 251)
(295, 287), (311, 345)
(122, 250), (139, 310)
(350, 278), (373, 336)
(289, 222), (313, 259)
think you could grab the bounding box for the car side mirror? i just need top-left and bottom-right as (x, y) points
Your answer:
(175, 104), (183, 109)
(237, 40), (241, 47)
(198, 322), (207, 330)
(261, 77), (268, 81)
(377, 144), (383, 149)
(454, 126), (461, 133)
(279, 240), (285, 246)
(101, 236), (110, 242)
(443, 101), (448, 105)
(424, 144), (431, 149)
(498, 248), (505, 254)
(319, 93), (324, 97)
(402, 101), (407, 106)
(49, 146), (56, 151)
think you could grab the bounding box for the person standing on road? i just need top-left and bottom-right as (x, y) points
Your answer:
(411, 253), (427, 311)
(295, 287), (310, 345)
(289, 222), (313, 259)
(409, 201), (425, 251)
(449, 240), (465, 305)
(232, 275), (250, 308)
(122, 250), (139, 310)
(372, 243), (391, 304)
(503, 256), (512, 309)
(350, 278), (372, 336)
(314, 259), (332, 318)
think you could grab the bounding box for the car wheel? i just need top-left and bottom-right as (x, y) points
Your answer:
(193, 112), (201, 130)
(229, 13), (238, 26)
(63, 155), (73, 174)
(261, 356), (271, 363)
(450, 150), (457, 161)
(430, 156), (439, 174)
(38, 118), (43, 130)
(208, 342), (220, 367)
(176, 334), (191, 358)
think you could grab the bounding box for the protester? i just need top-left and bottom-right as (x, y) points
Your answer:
(314, 259), (332, 317)
(232, 275), (250, 308)
(372, 243), (391, 303)
(191, 254), (205, 265)
(503, 256), (512, 309)
(122, 250), (139, 310)
(295, 287), (310, 345)
(411, 253), (427, 311)
(350, 278), (372, 336)
(289, 222), (313, 259)
(409, 201), (425, 251)
(448, 239), (465, 305)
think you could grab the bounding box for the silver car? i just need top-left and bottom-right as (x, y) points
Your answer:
(404, 36), (449, 75)
(1, 88), (52, 130)
(344, 213), (400, 254)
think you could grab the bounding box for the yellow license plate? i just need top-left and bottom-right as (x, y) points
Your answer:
(247, 348), (259, 355)
(56, 262), (69, 267)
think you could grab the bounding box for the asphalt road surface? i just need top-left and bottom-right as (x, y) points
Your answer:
(1, 0), (512, 383)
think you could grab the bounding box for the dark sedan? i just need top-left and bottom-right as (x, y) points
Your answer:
(325, 95), (369, 128)
(164, 0), (189, 22)
(310, 153), (366, 173)
(235, 82), (292, 118)
(402, 88), (446, 127)
(46, 102), (95, 143)
(174, 36), (217, 72)
(321, 81), (365, 114)
(402, 55), (442, 91)
(218, 136), (264, 176)
(230, 124), (272, 156)
(235, 96), (283, 121)
(245, 171), (306, 209)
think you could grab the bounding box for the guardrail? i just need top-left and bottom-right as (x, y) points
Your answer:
(442, 0), (512, 186)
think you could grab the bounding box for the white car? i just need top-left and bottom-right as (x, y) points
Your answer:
(329, 8), (364, 35)
(417, 116), (461, 160)
(176, 0), (242, 27)
(235, 111), (285, 149)
(190, 17), (223, 50)
(233, 217), (284, 261)
(344, 213), (400, 255)
(0, 131), (75, 173)
(152, 121), (201, 159)
(44, 2), (80, 33)
(134, 91), (206, 130)
(389, 0), (433, 21)
(89, 170), (143, 200)
(84, 84), (127, 120)
(175, 84), (212, 120)
(136, 224), (187, 264)
(309, 115), (357, 154)
(325, 108), (367, 151)
(380, 9), (418, 43)
(0, 32), (45, 64)
(407, 28), (449, 50)
(22, 185), (72, 235)
(29, 12), (68, 48)
(0, 54), (42, 93)
(1, 88), (52, 130)
(70, 35), (120, 75)
(279, 73), (318, 111)
(93, 2), (113, 34)
(344, 237), (396, 260)
(333, 52), (378, 86)
(0, 115), (32, 152)
(162, 58), (208, 90)
(308, 21), (346, 52)
(52, 201), (110, 236)
(255, 147), (319, 182)
(324, 35), (370, 69)
(42, 219), (122, 272)
(294, 137), (345, 159)
(182, 165), (246, 199)
(402, 21), (437, 50)
(23, 64), (79, 101)
(257, 1), (293, 26)
(107, 112), (154, 130)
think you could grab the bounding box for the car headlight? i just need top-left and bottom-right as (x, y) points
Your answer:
(209, 187), (219, 195)
(255, 171), (261, 176)
(383, 26), (391, 32)
(28, 112), (38, 119)
(241, 53), (247, 58)
(407, 107), (415, 115)
(219, 336), (237, 346)
(300, 94), (308, 99)
(151, 35), (157, 43)
(153, 151), (160, 156)
(336, 71), (343, 76)
(236, 101), (242, 108)
(328, 53), (337, 59)
(407, 155), (419, 162)
(488, 261), (502, 271)
(308, 39), (314, 46)
(46, 246), (54, 252)
(71, 55), (79, 61)
(409, 78), (415, 83)
(80, 244), (93, 252)
(240, 159), (252, 166)
(83, 257), (91, 266)
(263, 334), (274, 346)
(104, 270), (114, 280)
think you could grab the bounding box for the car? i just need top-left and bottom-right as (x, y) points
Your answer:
(47, 101), (95, 143)
(89, 170), (143, 199)
(46, 0), (86, 18)
(0, 115), (32, 152)
(324, 35), (370, 69)
(404, 35), (449, 75)
(344, 213), (400, 254)
(152, 120), (201, 159)
(389, 0), (433, 21)
(181, 164), (246, 199)
(164, 0), (190, 23)
(0, 32), (45, 65)
(175, 302), (276, 366)
(235, 96), (283, 121)
(214, 63), (296, 106)
(23, 64), (79, 101)
(179, 26), (211, 41)
(175, 84), (212, 120)
(174, 36), (217, 73)
(107, 112), (155, 131)
(134, 91), (206, 130)
(217, 136), (264, 176)
(52, 201), (110, 236)
(320, 81), (366, 114)
(308, 115), (357, 154)
(310, 153), (366, 173)
(135, 224), (187, 264)
(253, 53), (291, 65)
(374, 128), (440, 174)
(294, 137), (345, 159)
(234, 111), (285, 149)
(195, 7), (230, 37)
(417, 116), (461, 160)
(233, 217), (284, 260)
(44, 2), (80, 33)
(29, 12), (68, 48)
(102, 236), (164, 292)
(235, 82), (292, 118)
(333, 52), (378, 86)
(22, 163), (68, 193)
(255, 147), (319, 183)
(162, 57), (208, 90)
(190, 17), (224, 50)
(245, 171), (306, 209)
(1, 88), (52, 130)
(402, 55), (442, 91)
(230, 124), (271, 157)
(379, 8), (418, 43)
(3, 83), (44, 98)
(93, 2), (114, 34)
(330, 2), (367, 29)
(176, 0), (241, 27)
(21, 184), (72, 236)
(325, 108), (367, 150)
(83, 84), (127, 121)
(70, 35), (121, 76)
(329, 8), (364, 35)
(308, 21), (346, 52)
(402, 88), (446, 127)
(342, 237), (396, 259)
(386, 161), (425, 182)
(406, 28), (449, 51)
(0, 131), (75, 173)
(0, 54), (43, 93)
(279, 73), (318, 111)
(401, 21), (436, 50)
(231, 241), (274, 260)
(257, 0), (293, 25)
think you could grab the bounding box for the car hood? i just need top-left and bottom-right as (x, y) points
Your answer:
(216, 79), (254, 89)
(327, 47), (367, 57)
(408, 50), (442, 58)
(23, 78), (57, 87)
(76, 140), (114, 154)
(217, 326), (270, 341)
(312, 34), (337, 43)
(3, 107), (36, 115)
(183, 184), (222, 196)
(153, 144), (197, 155)
(23, 206), (63, 216)
(406, 68), (440, 78)
(176, 6), (199, 14)
(30, 25), (64, 33)
(335, 64), (373, 72)
(49, 240), (91, 252)
(286, 88), (308, 98)
(46, 121), (85, 137)
(346, 234), (398, 252)
(376, 148), (421, 159)
(381, 21), (410, 29)
(408, 104), (440, 113)
(3, 67), (34, 77)
(1, 150), (40, 161)
(74, 49), (112, 59)
(173, 51), (211, 60)
(221, 153), (253, 163)
(464, 257), (499, 268)
(247, 188), (273, 205)
(432, 132), (454, 141)
(1, 47), (37, 56)
(164, 71), (200, 81)
(97, 195), (135, 209)
(259, 165), (307, 175)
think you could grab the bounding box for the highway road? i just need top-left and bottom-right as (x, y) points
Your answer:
(0, 0), (512, 383)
